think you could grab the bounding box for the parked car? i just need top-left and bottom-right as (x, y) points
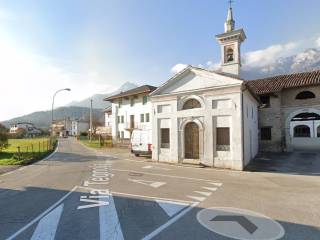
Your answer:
(130, 129), (152, 156)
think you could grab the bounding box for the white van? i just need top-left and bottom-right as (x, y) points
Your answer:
(130, 129), (152, 156)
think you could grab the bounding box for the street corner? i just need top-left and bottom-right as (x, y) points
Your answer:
(196, 207), (285, 240)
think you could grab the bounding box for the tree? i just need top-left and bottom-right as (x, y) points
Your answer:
(0, 124), (8, 152)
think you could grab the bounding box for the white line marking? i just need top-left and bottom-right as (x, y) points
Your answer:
(142, 202), (199, 240)
(18, 167), (27, 171)
(155, 199), (189, 217)
(194, 191), (212, 197)
(5, 186), (77, 240)
(112, 168), (219, 182)
(202, 187), (217, 192)
(187, 195), (206, 202)
(128, 178), (166, 188)
(110, 191), (195, 204)
(142, 165), (171, 171)
(30, 204), (64, 240)
(99, 194), (124, 240)
(208, 182), (223, 187)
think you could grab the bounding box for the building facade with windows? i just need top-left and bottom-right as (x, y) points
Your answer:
(104, 85), (157, 143)
(247, 71), (320, 152)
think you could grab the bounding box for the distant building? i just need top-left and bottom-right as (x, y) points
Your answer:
(104, 85), (156, 143)
(9, 122), (42, 137)
(52, 118), (89, 137)
(71, 120), (90, 136)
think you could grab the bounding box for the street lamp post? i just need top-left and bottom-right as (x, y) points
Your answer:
(51, 88), (71, 136)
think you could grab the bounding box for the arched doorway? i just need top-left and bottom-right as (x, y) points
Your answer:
(184, 122), (199, 159)
(288, 111), (320, 151)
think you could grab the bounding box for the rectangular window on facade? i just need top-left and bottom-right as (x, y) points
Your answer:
(121, 116), (124, 123)
(216, 127), (230, 151)
(130, 98), (135, 107)
(117, 116), (120, 124)
(146, 113), (150, 122)
(121, 131), (124, 139)
(160, 128), (170, 148)
(261, 127), (272, 140)
(117, 131), (120, 138)
(119, 99), (122, 108)
(143, 96), (148, 105)
(140, 114), (144, 122)
(260, 96), (270, 108)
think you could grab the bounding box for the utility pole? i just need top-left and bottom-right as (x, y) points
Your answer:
(90, 99), (93, 142)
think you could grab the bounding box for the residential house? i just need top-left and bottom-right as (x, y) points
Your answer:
(9, 122), (42, 137)
(104, 85), (157, 144)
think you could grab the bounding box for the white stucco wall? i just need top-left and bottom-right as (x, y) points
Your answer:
(110, 94), (152, 141)
(152, 85), (248, 170)
(242, 90), (259, 166)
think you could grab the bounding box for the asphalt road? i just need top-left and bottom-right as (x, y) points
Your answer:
(0, 138), (319, 240)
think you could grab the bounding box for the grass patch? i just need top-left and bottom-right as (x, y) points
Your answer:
(80, 139), (112, 149)
(0, 138), (57, 165)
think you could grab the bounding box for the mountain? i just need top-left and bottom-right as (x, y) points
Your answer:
(242, 48), (320, 80)
(67, 82), (138, 109)
(1, 106), (105, 129)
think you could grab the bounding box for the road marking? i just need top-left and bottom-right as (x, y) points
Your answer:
(30, 204), (64, 240)
(187, 195), (206, 202)
(208, 182), (223, 187)
(142, 165), (171, 171)
(155, 199), (189, 217)
(6, 186), (77, 240)
(99, 193), (124, 240)
(77, 197), (109, 210)
(202, 187), (217, 191)
(142, 201), (199, 240)
(113, 168), (220, 182)
(194, 191), (212, 197)
(128, 178), (166, 188)
(197, 207), (285, 240)
(111, 191), (195, 204)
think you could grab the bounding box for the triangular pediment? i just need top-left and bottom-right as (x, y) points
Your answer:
(151, 66), (243, 96)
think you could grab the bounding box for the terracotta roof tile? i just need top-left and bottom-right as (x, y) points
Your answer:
(246, 70), (320, 95)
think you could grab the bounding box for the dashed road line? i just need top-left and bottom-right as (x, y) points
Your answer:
(194, 191), (212, 197)
(202, 187), (217, 192)
(187, 195), (206, 202)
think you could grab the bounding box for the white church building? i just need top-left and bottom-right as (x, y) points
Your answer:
(150, 6), (259, 170)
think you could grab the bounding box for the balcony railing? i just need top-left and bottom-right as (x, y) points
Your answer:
(123, 122), (150, 130)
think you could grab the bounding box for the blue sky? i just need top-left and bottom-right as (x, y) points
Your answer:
(1, 0), (320, 120)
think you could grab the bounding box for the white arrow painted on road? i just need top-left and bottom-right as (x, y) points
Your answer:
(128, 178), (166, 188)
(31, 203), (64, 240)
(155, 199), (189, 217)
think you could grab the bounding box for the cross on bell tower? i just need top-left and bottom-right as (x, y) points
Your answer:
(215, 1), (246, 76)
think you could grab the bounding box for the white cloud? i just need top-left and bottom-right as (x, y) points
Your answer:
(0, 37), (113, 121)
(242, 42), (299, 68)
(316, 37), (320, 48)
(170, 63), (188, 74)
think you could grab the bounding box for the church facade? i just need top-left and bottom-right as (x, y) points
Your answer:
(150, 7), (259, 170)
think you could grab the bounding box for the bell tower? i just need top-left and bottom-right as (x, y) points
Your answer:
(215, 1), (246, 76)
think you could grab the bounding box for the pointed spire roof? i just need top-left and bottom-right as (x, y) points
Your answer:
(224, 1), (235, 32)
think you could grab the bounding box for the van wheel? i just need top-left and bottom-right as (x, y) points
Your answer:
(134, 154), (140, 157)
